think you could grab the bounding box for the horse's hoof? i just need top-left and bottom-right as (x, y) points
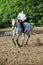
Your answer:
(18, 45), (23, 47)
(29, 34), (30, 38)
(16, 39), (23, 47)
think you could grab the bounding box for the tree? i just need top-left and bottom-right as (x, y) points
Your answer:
(0, 0), (43, 27)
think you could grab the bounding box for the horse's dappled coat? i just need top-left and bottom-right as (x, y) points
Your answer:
(12, 19), (33, 47)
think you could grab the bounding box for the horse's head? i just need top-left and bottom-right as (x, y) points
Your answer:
(12, 19), (19, 28)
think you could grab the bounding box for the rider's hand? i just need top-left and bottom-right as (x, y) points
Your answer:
(22, 19), (25, 22)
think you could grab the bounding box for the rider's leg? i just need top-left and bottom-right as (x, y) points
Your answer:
(20, 22), (25, 33)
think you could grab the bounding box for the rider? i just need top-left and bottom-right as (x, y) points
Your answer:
(17, 10), (27, 32)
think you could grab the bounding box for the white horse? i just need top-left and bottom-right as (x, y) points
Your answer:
(12, 19), (33, 47)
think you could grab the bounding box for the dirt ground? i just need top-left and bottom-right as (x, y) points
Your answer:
(0, 27), (43, 65)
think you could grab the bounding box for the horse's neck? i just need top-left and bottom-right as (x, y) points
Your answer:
(16, 19), (20, 27)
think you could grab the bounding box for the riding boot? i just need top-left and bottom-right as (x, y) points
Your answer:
(20, 22), (25, 33)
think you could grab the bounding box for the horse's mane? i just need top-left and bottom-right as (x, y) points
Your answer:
(15, 19), (21, 28)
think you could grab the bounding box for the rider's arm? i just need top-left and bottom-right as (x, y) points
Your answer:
(17, 13), (20, 20)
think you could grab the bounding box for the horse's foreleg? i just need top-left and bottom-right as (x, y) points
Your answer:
(12, 29), (16, 46)
(22, 33), (25, 46)
(16, 34), (19, 46)
(16, 34), (23, 47)
(12, 37), (16, 46)
(26, 33), (30, 45)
